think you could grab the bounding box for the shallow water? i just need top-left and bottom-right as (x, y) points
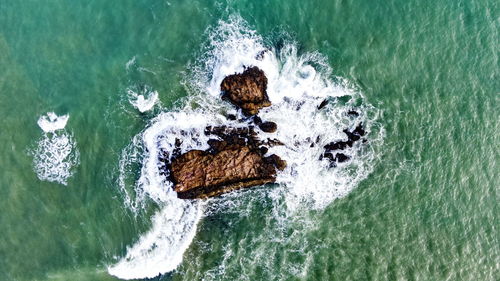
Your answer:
(0, 0), (498, 280)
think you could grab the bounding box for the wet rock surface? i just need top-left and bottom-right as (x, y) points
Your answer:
(220, 66), (271, 115)
(166, 125), (286, 199)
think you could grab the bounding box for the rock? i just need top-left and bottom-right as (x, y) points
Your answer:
(320, 152), (350, 168)
(318, 99), (329, 110)
(347, 110), (359, 117)
(220, 66), (271, 115)
(252, 116), (263, 125)
(172, 138), (182, 159)
(266, 154), (287, 171)
(258, 121), (277, 133)
(259, 146), (269, 154)
(255, 49), (270, 60)
(170, 145), (280, 199)
(167, 125), (286, 199)
(352, 122), (366, 136)
(321, 123), (366, 166)
(226, 114), (237, 121)
(335, 153), (350, 163)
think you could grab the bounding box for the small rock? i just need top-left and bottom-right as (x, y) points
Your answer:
(318, 99), (329, 110)
(259, 121), (277, 133)
(347, 110), (359, 117)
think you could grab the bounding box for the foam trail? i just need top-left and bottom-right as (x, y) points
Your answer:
(30, 113), (79, 185)
(37, 112), (69, 132)
(108, 201), (202, 279)
(111, 15), (381, 279)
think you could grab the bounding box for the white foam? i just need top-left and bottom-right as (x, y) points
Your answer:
(108, 202), (202, 279)
(128, 89), (159, 113)
(111, 15), (382, 280)
(37, 112), (69, 133)
(29, 129), (79, 185)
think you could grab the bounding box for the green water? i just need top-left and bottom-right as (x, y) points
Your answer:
(0, 0), (498, 280)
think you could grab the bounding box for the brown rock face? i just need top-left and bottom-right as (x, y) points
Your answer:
(171, 145), (279, 199)
(220, 66), (271, 115)
(167, 125), (286, 199)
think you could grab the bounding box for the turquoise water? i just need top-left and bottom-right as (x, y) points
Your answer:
(0, 0), (498, 280)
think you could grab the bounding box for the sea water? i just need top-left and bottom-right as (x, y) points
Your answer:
(0, 0), (497, 280)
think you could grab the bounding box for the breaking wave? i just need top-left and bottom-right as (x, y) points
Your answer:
(110, 15), (382, 280)
(128, 88), (159, 113)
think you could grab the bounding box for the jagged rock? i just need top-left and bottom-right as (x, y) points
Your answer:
(166, 125), (286, 199)
(321, 123), (366, 167)
(220, 66), (271, 115)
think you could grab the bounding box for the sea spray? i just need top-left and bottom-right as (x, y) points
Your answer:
(110, 15), (382, 279)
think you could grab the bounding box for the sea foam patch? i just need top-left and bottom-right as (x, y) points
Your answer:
(111, 15), (382, 280)
(29, 112), (79, 185)
(37, 112), (69, 133)
(128, 88), (159, 113)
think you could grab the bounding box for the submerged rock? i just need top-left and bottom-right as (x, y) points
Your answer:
(220, 66), (271, 115)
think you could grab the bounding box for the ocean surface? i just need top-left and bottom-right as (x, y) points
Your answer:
(0, 0), (498, 280)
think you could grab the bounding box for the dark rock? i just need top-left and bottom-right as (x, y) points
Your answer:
(335, 153), (350, 163)
(226, 114), (237, 121)
(172, 138), (183, 159)
(324, 140), (352, 151)
(261, 138), (285, 147)
(318, 99), (329, 110)
(220, 66), (271, 115)
(320, 152), (350, 168)
(321, 123), (366, 167)
(259, 146), (268, 155)
(265, 154), (287, 171)
(252, 116), (262, 125)
(347, 110), (359, 117)
(343, 129), (361, 142)
(259, 121), (277, 133)
(353, 122), (366, 136)
(255, 49), (269, 60)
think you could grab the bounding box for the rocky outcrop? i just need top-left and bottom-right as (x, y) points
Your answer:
(166, 125), (286, 199)
(220, 66), (271, 115)
(164, 65), (285, 199)
(161, 65), (367, 199)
